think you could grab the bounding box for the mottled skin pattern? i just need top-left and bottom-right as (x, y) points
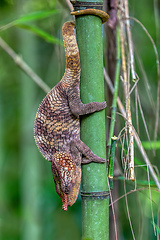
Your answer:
(34, 21), (106, 211)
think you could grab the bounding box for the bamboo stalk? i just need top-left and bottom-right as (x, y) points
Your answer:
(119, 1), (135, 181)
(123, 0), (135, 181)
(107, 25), (120, 189)
(73, 2), (109, 239)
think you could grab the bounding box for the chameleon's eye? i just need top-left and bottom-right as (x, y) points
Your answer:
(61, 182), (72, 194)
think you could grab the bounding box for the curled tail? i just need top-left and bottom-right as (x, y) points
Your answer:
(61, 22), (80, 91)
(62, 21), (80, 71)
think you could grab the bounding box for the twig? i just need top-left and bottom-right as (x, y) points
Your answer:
(65, 0), (74, 11)
(124, 0), (137, 81)
(0, 37), (50, 93)
(119, 2), (134, 181)
(109, 187), (160, 207)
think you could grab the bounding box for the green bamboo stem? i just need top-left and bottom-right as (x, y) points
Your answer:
(74, 3), (109, 239)
(108, 26), (121, 145)
(108, 26), (120, 188)
(108, 136), (117, 189)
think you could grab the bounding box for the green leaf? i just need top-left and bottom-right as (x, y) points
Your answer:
(116, 176), (156, 186)
(142, 141), (160, 150)
(14, 10), (58, 24)
(17, 24), (63, 46)
(0, 10), (58, 31)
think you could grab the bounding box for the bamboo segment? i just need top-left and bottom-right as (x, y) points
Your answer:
(73, 4), (109, 239)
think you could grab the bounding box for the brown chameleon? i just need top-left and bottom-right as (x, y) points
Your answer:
(34, 21), (106, 211)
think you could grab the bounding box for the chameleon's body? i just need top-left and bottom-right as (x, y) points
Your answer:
(34, 21), (106, 211)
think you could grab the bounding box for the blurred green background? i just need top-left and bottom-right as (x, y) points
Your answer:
(0, 0), (160, 239)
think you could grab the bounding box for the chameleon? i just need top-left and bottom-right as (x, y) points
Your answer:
(34, 21), (107, 211)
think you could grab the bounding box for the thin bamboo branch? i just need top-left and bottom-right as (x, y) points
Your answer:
(109, 187), (159, 207)
(104, 68), (160, 191)
(107, 25), (120, 190)
(119, 3), (134, 181)
(108, 136), (117, 189)
(108, 26), (121, 145)
(124, 0), (137, 81)
(65, 0), (74, 11)
(0, 37), (50, 93)
(124, 0), (135, 181)
(135, 87), (139, 134)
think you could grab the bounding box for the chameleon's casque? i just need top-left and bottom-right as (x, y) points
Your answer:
(34, 21), (106, 211)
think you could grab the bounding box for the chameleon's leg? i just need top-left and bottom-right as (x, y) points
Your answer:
(70, 139), (106, 164)
(68, 86), (107, 118)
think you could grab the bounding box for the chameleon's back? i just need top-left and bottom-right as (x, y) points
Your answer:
(34, 83), (79, 161)
(34, 21), (80, 161)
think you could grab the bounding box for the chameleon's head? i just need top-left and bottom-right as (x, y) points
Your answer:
(51, 152), (81, 211)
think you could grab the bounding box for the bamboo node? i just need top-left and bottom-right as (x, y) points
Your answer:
(81, 191), (110, 199)
(71, 9), (109, 24)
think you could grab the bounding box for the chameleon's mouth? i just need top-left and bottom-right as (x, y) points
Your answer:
(62, 193), (68, 211)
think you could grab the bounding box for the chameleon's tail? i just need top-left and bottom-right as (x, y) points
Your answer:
(62, 21), (80, 72)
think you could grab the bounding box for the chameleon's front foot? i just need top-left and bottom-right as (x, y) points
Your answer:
(70, 139), (106, 164)
(95, 101), (107, 111)
(82, 154), (106, 164)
